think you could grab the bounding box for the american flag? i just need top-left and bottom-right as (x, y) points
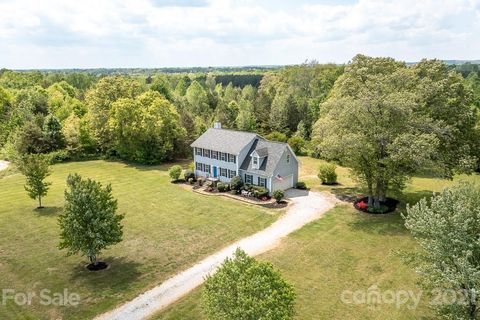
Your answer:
(275, 174), (283, 181)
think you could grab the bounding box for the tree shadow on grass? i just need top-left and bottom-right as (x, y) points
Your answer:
(330, 186), (362, 203)
(69, 256), (142, 292)
(348, 212), (409, 236)
(108, 158), (192, 173)
(34, 206), (62, 216)
(398, 190), (435, 207)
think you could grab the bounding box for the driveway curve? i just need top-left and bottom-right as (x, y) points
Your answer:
(0, 160), (9, 171)
(95, 189), (338, 320)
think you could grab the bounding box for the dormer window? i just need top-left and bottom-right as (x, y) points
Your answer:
(287, 154), (290, 164)
(253, 156), (258, 167)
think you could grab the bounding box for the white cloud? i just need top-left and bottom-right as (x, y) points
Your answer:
(0, 0), (478, 68)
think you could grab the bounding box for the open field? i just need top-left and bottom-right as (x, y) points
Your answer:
(0, 160), (279, 320)
(157, 157), (480, 319)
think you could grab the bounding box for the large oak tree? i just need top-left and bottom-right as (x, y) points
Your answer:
(313, 55), (478, 207)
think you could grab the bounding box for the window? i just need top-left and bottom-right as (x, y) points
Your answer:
(228, 170), (236, 178)
(205, 164), (211, 174)
(211, 151), (218, 159)
(229, 154), (236, 163)
(245, 174), (253, 184)
(203, 149), (211, 158)
(258, 177), (267, 187)
(252, 156), (260, 169)
(220, 152), (226, 161)
(220, 168), (228, 177)
(286, 154), (290, 164)
(195, 148), (202, 156)
(196, 162), (201, 170)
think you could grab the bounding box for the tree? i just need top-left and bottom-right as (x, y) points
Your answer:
(151, 75), (173, 101)
(19, 154), (51, 208)
(265, 131), (287, 143)
(174, 76), (189, 96)
(287, 135), (305, 154)
(216, 100), (239, 129)
(12, 121), (47, 156)
(62, 114), (81, 152)
(43, 114), (65, 152)
(404, 182), (480, 319)
(313, 55), (477, 208)
(413, 59), (478, 177)
(109, 91), (186, 164)
(235, 100), (257, 132)
(269, 91), (298, 134)
(202, 248), (295, 320)
(169, 165), (182, 181)
(86, 76), (142, 150)
(186, 80), (209, 116)
(59, 173), (123, 268)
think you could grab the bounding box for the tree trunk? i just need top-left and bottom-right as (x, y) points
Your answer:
(38, 196), (42, 208)
(366, 175), (374, 206)
(373, 182), (382, 209)
(89, 254), (97, 266)
(469, 290), (477, 320)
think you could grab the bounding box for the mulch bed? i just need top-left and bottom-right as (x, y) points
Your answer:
(86, 262), (108, 271)
(353, 197), (398, 214)
(260, 200), (288, 209)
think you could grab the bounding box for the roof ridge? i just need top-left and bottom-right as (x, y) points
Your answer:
(257, 138), (289, 147)
(210, 127), (258, 136)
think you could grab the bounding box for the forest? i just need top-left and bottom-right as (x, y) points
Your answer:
(0, 56), (479, 174)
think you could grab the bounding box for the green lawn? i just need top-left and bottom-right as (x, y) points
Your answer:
(158, 157), (480, 320)
(0, 160), (278, 320)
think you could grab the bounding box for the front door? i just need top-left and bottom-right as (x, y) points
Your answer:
(213, 166), (218, 178)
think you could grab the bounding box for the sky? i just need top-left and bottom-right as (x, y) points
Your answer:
(0, 0), (479, 69)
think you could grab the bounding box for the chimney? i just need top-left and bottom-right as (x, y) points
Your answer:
(213, 122), (222, 129)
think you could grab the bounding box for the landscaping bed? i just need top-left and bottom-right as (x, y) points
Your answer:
(353, 197), (398, 214)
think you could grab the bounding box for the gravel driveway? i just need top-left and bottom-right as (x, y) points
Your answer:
(95, 189), (338, 320)
(0, 160), (9, 171)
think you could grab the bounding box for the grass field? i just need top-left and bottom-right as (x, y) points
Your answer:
(0, 160), (279, 320)
(157, 156), (480, 320)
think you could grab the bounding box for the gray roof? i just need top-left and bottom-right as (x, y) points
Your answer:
(254, 147), (269, 158)
(190, 128), (258, 154)
(240, 139), (288, 177)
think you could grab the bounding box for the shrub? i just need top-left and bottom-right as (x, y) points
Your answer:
(188, 178), (194, 184)
(217, 182), (230, 192)
(169, 165), (182, 181)
(47, 149), (71, 163)
(318, 163), (337, 185)
(251, 186), (269, 199)
(197, 177), (205, 186)
(230, 176), (243, 191)
(183, 170), (195, 181)
(184, 170), (195, 181)
(295, 181), (307, 190)
(272, 190), (284, 203)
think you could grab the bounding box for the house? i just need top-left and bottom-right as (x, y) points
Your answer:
(190, 123), (298, 193)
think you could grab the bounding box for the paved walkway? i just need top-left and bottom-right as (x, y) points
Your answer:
(95, 189), (338, 320)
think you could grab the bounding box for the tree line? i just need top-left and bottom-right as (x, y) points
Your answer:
(0, 57), (479, 173)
